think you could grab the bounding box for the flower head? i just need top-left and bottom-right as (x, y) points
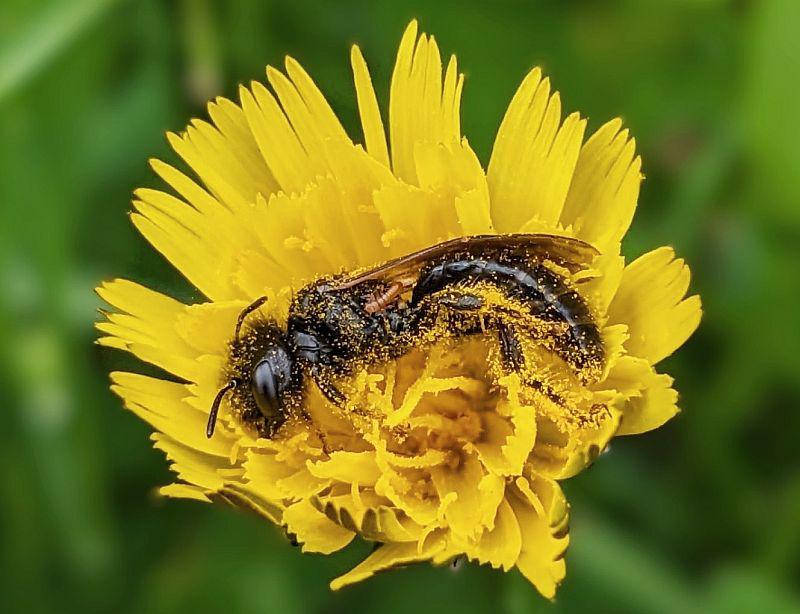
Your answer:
(97, 21), (701, 597)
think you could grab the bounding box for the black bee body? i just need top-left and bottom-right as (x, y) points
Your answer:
(410, 256), (602, 369)
(287, 280), (421, 372)
(206, 234), (604, 439)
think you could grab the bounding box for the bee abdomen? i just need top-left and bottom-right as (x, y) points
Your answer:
(412, 258), (547, 306)
(413, 257), (603, 371)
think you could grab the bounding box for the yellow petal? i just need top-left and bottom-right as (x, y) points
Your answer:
(351, 45), (390, 167)
(248, 168), (389, 281)
(389, 22), (463, 184)
(307, 451), (382, 486)
(599, 323), (631, 380)
(111, 372), (235, 457)
(510, 476), (569, 599)
(313, 490), (421, 543)
(374, 473), (439, 528)
(250, 191), (327, 282)
(372, 447), (441, 527)
(601, 356), (681, 435)
(282, 499), (355, 554)
(146, 159), (280, 301)
(245, 447), (323, 500)
(413, 138), (492, 236)
(455, 188), (494, 235)
(330, 535), (448, 590)
(239, 81), (312, 194)
(266, 64), (341, 175)
(466, 498), (521, 571)
(548, 412), (620, 479)
(184, 117), (270, 204)
(166, 128), (252, 213)
(284, 56), (350, 143)
(429, 453), (486, 539)
(561, 119), (642, 253)
(206, 95), (279, 198)
(578, 252), (625, 315)
(130, 176), (258, 301)
(488, 68), (586, 232)
(476, 473), (507, 530)
(276, 469), (330, 500)
(472, 411), (514, 474)
(527, 406), (617, 481)
(174, 301), (242, 357)
(158, 483), (212, 502)
(373, 183), (448, 258)
(211, 484), (283, 523)
(472, 374), (536, 476)
(152, 433), (226, 490)
(608, 247), (702, 364)
(96, 279), (198, 380)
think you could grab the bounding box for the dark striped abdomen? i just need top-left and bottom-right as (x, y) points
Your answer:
(411, 258), (603, 372)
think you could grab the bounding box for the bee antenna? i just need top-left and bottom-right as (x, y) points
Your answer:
(234, 296), (269, 343)
(206, 379), (239, 438)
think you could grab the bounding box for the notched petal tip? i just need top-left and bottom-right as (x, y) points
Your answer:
(608, 246), (701, 364)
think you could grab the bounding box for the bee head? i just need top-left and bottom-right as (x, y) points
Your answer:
(206, 306), (300, 438)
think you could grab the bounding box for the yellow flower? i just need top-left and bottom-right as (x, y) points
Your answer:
(96, 21), (701, 598)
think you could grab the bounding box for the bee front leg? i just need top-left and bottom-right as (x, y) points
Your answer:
(296, 366), (347, 456)
(310, 366), (347, 407)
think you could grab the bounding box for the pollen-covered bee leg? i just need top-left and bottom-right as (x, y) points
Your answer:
(434, 290), (484, 311)
(296, 405), (333, 456)
(321, 384), (346, 407)
(499, 324), (567, 406)
(285, 367), (340, 456)
(498, 323), (524, 373)
(311, 369), (347, 408)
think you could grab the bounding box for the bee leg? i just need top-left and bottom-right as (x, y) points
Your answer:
(499, 324), (567, 406)
(293, 368), (341, 456)
(317, 381), (347, 408)
(312, 370), (347, 407)
(498, 323), (524, 372)
(303, 411), (333, 456)
(434, 290), (484, 311)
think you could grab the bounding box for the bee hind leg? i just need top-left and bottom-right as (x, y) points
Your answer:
(498, 323), (524, 372)
(498, 323), (566, 406)
(434, 290), (484, 311)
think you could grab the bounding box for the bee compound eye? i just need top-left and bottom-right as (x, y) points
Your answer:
(251, 360), (281, 420)
(250, 346), (294, 421)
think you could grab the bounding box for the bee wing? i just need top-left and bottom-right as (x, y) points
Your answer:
(334, 233), (598, 290)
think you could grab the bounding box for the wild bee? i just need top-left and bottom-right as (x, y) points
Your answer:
(206, 234), (603, 439)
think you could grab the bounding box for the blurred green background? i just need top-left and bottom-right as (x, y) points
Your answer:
(2, 0), (799, 612)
